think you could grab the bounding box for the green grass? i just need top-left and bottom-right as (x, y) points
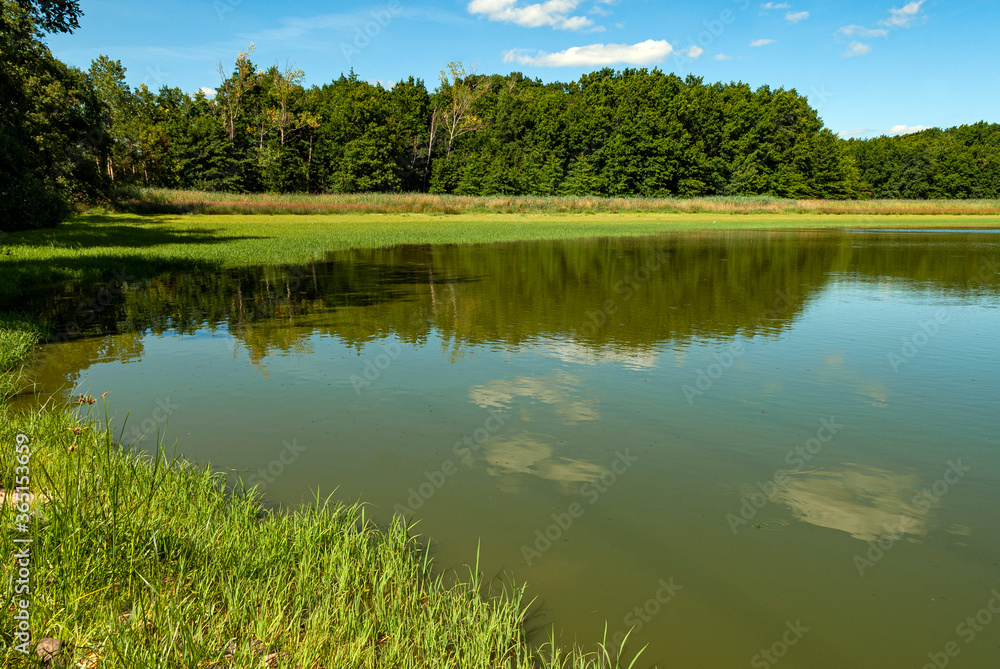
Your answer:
(0, 403), (641, 668)
(0, 315), (44, 373)
(0, 314), (45, 400)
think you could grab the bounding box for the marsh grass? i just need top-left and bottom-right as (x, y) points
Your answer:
(0, 401), (643, 668)
(120, 188), (1000, 217)
(0, 314), (44, 400)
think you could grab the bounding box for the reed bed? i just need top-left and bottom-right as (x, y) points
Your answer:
(120, 189), (1000, 217)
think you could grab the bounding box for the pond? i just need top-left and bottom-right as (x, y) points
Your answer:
(15, 229), (1000, 668)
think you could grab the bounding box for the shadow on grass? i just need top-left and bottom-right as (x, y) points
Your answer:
(8, 214), (265, 250)
(0, 214), (271, 310)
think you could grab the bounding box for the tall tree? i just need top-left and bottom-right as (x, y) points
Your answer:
(216, 43), (260, 146)
(434, 61), (489, 157)
(87, 55), (134, 181)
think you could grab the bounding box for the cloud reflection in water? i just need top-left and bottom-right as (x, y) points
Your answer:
(774, 466), (927, 541)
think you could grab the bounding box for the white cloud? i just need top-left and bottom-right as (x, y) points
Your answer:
(879, 0), (926, 28)
(785, 11), (809, 23)
(749, 38), (776, 47)
(467, 0), (615, 31)
(590, 1), (615, 17)
(254, 14), (342, 41)
(685, 45), (704, 59)
(888, 124), (931, 136)
(842, 41), (871, 57)
(248, 5), (463, 44)
(199, 87), (217, 98)
(760, 2), (790, 9)
(835, 1), (924, 54)
(714, 53), (733, 61)
(838, 24), (889, 37)
(837, 126), (932, 139)
(503, 39), (672, 67)
(837, 128), (875, 138)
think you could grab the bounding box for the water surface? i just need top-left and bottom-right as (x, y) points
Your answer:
(16, 230), (1000, 668)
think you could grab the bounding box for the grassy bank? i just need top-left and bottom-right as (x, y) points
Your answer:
(122, 189), (1000, 217)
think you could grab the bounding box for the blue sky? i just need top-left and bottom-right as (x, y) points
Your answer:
(46, 0), (998, 138)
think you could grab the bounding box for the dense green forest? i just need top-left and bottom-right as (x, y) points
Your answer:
(3, 0), (1000, 231)
(843, 125), (1000, 199)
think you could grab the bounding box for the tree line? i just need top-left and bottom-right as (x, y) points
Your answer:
(3, 0), (999, 231)
(843, 124), (1000, 199)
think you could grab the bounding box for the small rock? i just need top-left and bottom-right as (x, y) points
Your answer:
(35, 638), (68, 667)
